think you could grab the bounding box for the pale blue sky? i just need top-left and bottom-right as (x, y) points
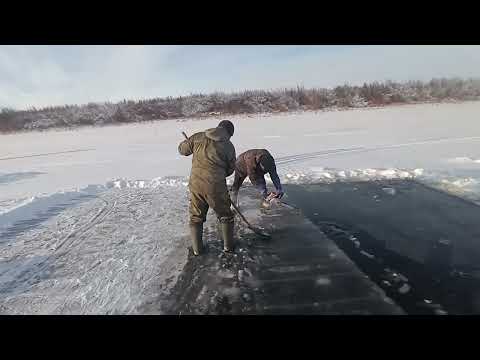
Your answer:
(1, 45), (480, 110)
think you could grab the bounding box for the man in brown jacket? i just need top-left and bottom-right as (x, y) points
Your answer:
(230, 149), (284, 205)
(178, 120), (236, 255)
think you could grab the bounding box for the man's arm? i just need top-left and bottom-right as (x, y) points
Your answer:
(256, 177), (268, 198)
(225, 144), (236, 177)
(269, 166), (283, 193)
(178, 135), (195, 156)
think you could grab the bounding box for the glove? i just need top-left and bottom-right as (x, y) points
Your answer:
(272, 191), (284, 199)
(265, 192), (281, 202)
(264, 193), (274, 202)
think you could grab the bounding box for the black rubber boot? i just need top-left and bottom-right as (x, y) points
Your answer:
(190, 223), (204, 256)
(221, 220), (235, 253)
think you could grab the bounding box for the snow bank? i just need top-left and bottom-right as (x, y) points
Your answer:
(279, 167), (423, 184)
(106, 176), (189, 190)
(1, 165), (478, 220)
(0, 177), (188, 218)
(246, 165), (480, 205)
(101, 167), (424, 194)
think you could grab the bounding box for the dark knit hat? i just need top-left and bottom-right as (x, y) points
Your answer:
(218, 120), (234, 137)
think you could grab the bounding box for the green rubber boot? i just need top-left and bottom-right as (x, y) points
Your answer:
(221, 220), (235, 253)
(190, 223), (204, 256)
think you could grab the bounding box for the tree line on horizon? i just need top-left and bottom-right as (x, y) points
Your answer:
(1, 77), (480, 133)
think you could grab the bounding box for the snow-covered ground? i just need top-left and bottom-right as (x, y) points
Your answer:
(2, 101), (480, 313)
(0, 186), (189, 314)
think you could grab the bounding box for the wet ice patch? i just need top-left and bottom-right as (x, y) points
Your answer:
(223, 287), (241, 298)
(437, 238), (452, 246)
(244, 268), (253, 277)
(382, 187), (396, 196)
(360, 250), (375, 259)
(270, 265), (310, 273)
(217, 269), (235, 279)
(316, 277), (332, 286)
(238, 270), (245, 282)
(398, 283), (411, 294)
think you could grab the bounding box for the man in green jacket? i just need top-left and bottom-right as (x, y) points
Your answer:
(178, 120), (236, 255)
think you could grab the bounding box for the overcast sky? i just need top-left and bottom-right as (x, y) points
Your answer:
(1, 45), (480, 110)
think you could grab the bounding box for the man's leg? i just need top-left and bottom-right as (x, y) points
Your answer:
(249, 175), (268, 199)
(208, 186), (235, 252)
(189, 190), (209, 255)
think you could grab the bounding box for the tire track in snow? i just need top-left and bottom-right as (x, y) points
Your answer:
(54, 198), (116, 254)
(276, 136), (480, 166)
(276, 148), (365, 165)
(0, 148), (95, 161)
